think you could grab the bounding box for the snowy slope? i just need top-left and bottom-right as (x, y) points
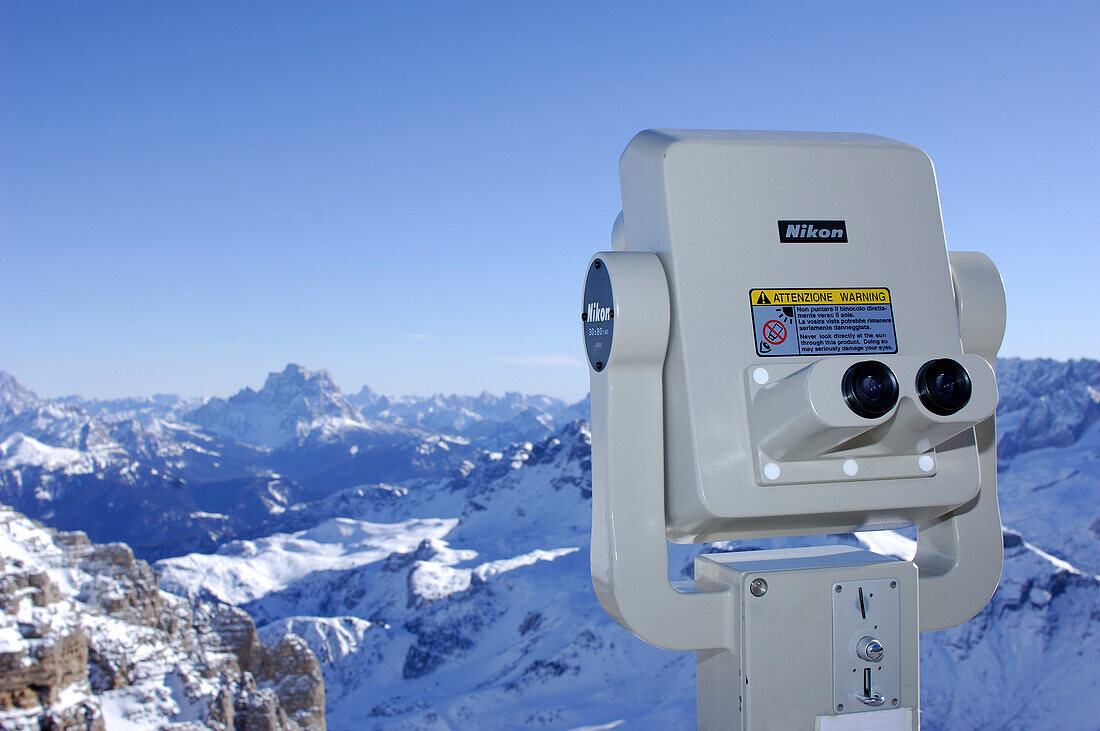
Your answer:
(159, 517), (465, 605)
(158, 421), (703, 729)
(164, 419), (1100, 730)
(920, 528), (1100, 729)
(994, 358), (1100, 576)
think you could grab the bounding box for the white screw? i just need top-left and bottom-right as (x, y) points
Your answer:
(763, 462), (781, 481)
(842, 459), (859, 477)
(753, 367), (769, 385)
(918, 454), (935, 472)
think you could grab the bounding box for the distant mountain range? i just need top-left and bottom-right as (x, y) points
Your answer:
(1, 360), (1098, 729)
(0, 365), (584, 561)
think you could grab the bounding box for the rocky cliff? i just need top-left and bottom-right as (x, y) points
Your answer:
(0, 505), (325, 729)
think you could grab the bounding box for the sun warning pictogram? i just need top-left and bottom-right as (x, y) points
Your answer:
(763, 319), (787, 345)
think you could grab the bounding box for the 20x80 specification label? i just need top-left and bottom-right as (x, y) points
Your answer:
(749, 288), (898, 357)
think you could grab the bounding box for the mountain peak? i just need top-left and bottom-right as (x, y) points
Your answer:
(186, 364), (364, 448)
(247, 364), (343, 406)
(270, 362), (330, 384)
(0, 371), (38, 400)
(0, 370), (39, 413)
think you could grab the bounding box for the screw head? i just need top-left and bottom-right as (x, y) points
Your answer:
(594, 361), (603, 372)
(892, 698), (898, 706)
(749, 578), (768, 597)
(890, 580), (897, 589)
(837, 704), (844, 712)
(835, 585), (843, 593)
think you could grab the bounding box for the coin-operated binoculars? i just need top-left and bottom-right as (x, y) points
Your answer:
(583, 130), (1005, 729)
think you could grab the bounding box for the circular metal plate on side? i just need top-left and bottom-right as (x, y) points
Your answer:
(583, 259), (614, 371)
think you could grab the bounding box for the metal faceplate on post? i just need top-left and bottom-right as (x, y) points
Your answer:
(832, 579), (902, 714)
(695, 547), (919, 730)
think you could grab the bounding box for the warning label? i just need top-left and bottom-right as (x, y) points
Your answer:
(749, 288), (897, 357)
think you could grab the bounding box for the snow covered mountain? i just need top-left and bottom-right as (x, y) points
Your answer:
(155, 415), (1100, 729)
(0, 505), (324, 729)
(1, 359), (1098, 729)
(0, 372), (40, 417)
(187, 365), (370, 450)
(349, 387), (586, 445)
(0, 367), (492, 560)
(994, 358), (1100, 576)
(158, 421), (701, 729)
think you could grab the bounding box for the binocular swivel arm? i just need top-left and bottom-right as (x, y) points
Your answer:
(914, 251), (1007, 631)
(588, 251), (732, 651)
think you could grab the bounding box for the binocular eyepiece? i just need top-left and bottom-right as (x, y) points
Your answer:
(752, 354), (989, 465)
(915, 358), (973, 416)
(842, 358), (972, 419)
(842, 361), (899, 419)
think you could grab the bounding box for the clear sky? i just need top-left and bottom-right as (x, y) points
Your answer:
(2, 2), (1097, 402)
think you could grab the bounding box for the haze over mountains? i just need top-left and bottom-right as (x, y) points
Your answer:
(1, 360), (1098, 729)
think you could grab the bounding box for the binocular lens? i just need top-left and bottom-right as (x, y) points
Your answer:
(842, 361), (899, 419)
(917, 359), (972, 415)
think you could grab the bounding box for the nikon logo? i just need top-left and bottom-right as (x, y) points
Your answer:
(586, 302), (611, 323)
(778, 220), (848, 243)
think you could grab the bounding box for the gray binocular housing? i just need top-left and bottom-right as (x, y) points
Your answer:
(584, 130), (1006, 651)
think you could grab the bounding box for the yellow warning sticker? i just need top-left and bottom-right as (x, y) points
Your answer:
(750, 288), (891, 306)
(749, 287), (897, 357)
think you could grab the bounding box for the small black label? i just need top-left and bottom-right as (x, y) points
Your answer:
(778, 220), (848, 243)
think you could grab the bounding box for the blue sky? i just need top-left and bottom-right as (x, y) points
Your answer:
(2, 2), (1097, 401)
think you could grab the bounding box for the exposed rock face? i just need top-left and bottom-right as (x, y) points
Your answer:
(0, 505), (325, 729)
(256, 633), (327, 729)
(196, 601), (327, 729)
